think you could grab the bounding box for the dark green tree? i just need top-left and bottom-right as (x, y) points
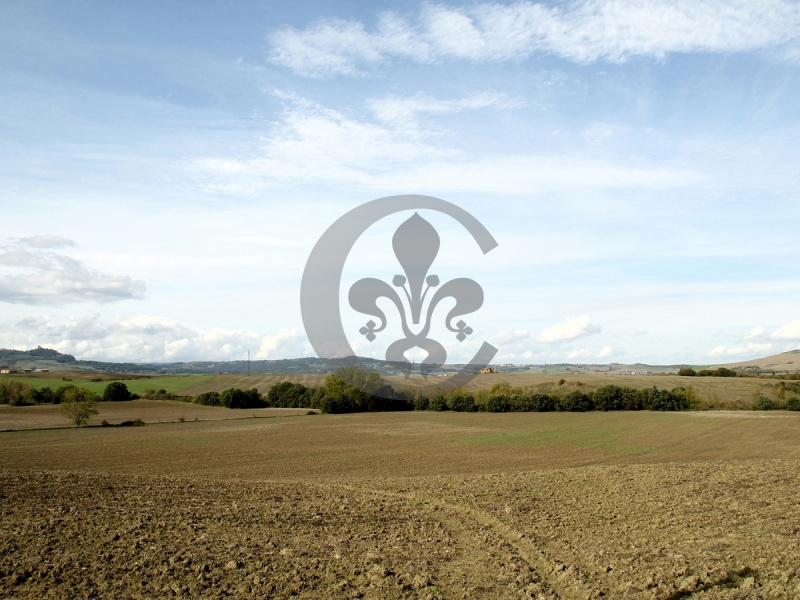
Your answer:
(194, 391), (221, 406)
(220, 387), (265, 409)
(103, 381), (132, 402)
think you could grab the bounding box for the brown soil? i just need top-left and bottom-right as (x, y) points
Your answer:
(0, 401), (316, 432)
(1, 411), (799, 598)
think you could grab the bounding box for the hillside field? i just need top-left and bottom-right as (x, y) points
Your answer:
(2, 409), (800, 598)
(3, 369), (796, 410)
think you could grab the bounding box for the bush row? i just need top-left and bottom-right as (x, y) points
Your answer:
(678, 367), (738, 377)
(5, 371), (800, 413)
(194, 388), (266, 409)
(0, 380), (103, 406)
(413, 384), (692, 412)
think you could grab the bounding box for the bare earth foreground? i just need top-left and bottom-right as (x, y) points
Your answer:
(1, 409), (799, 599)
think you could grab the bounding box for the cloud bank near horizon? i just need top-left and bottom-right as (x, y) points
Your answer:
(0, 238), (146, 306)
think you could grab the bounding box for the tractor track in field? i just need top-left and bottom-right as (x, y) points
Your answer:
(336, 483), (597, 599)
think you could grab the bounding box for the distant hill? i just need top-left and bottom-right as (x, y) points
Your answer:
(2, 346), (798, 377)
(0, 347), (451, 376)
(712, 350), (800, 374)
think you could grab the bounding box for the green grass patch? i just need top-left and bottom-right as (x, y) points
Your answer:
(1, 375), (208, 396)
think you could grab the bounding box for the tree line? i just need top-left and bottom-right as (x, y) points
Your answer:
(678, 367), (738, 377)
(5, 366), (800, 423)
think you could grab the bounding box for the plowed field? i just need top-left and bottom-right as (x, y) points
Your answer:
(2, 410), (799, 598)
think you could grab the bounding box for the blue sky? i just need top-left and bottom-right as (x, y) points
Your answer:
(1, 0), (800, 366)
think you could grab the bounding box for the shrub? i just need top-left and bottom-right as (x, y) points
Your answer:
(641, 386), (686, 411)
(697, 367), (738, 378)
(317, 374), (410, 413)
(513, 393), (555, 412)
(427, 396), (448, 411)
(557, 390), (594, 412)
(618, 387), (645, 410)
(334, 366), (395, 398)
(0, 380), (29, 405)
(220, 388), (266, 409)
(268, 382), (309, 408)
(786, 397), (800, 411)
(413, 396), (430, 411)
(485, 395), (512, 412)
(140, 387), (178, 400)
(103, 381), (132, 402)
(678, 367), (696, 376)
(593, 385), (623, 411)
(27, 386), (56, 405)
(446, 391), (475, 412)
(753, 396), (776, 410)
(194, 391), (221, 406)
(60, 386), (100, 404)
(671, 386), (700, 410)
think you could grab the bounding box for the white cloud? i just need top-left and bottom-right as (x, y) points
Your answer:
(0, 239), (146, 305)
(743, 326), (766, 340)
(0, 314), (311, 363)
(567, 348), (590, 360)
(771, 320), (800, 341)
(268, 1), (800, 77)
(708, 342), (774, 357)
(495, 329), (531, 345)
(597, 346), (613, 359)
(18, 235), (76, 249)
(537, 315), (600, 344)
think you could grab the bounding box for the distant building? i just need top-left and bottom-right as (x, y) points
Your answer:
(479, 367), (497, 374)
(0, 367), (12, 374)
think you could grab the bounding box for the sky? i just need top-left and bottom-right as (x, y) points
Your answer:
(1, 0), (800, 366)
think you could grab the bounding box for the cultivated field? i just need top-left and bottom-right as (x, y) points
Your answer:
(0, 371), (796, 412)
(2, 409), (800, 598)
(391, 372), (789, 410)
(1, 371), (327, 398)
(0, 400), (315, 432)
(4, 369), (792, 410)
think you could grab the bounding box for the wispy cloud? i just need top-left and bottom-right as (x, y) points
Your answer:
(537, 315), (600, 344)
(191, 92), (701, 194)
(268, 1), (800, 77)
(368, 91), (523, 128)
(0, 237), (145, 305)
